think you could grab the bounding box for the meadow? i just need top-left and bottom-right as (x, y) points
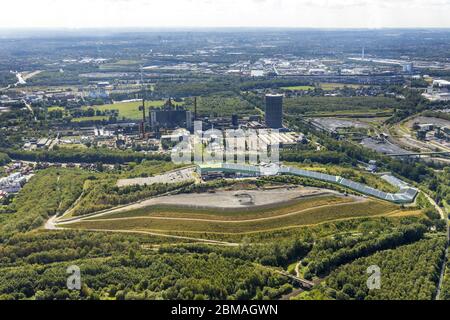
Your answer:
(281, 85), (315, 91)
(81, 100), (180, 120)
(318, 83), (370, 90)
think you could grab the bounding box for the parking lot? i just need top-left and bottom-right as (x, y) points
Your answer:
(117, 167), (196, 187)
(360, 138), (412, 155)
(311, 118), (369, 133)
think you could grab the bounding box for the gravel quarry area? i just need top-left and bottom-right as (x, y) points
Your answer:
(311, 118), (369, 132)
(360, 137), (412, 155)
(146, 187), (333, 209)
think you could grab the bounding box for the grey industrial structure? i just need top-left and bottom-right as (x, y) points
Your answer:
(265, 94), (283, 129)
(150, 106), (192, 130)
(197, 163), (418, 204)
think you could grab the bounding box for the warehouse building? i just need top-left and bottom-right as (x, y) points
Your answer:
(197, 163), (418, 204)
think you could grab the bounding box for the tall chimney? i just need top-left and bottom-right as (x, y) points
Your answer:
(194, 97), (198, 121)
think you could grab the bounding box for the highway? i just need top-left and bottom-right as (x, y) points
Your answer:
(21, 99), (37, 121)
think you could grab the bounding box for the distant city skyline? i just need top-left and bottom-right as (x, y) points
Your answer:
(2, 0), (450, 29)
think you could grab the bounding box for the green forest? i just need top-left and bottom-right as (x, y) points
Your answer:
(307, 238), (446, 300)
(0, 165), (446, 300)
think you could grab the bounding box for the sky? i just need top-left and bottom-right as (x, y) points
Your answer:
(1, 0), (450, 29)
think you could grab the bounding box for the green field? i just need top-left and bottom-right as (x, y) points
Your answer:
(281, 85), (315, 91)
(71, 115), (109, 122)
(319, 83), (370, 90)
(282, 83), (369, 92)
(47, 106), (65, 112)
(82, 100), (181, 120)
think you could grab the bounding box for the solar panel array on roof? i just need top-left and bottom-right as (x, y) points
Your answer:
(279, 166), (417, 204)
(381, 174), (409, 189)
(197, 164), (418, 204)
(280, 167), (340, 183)
(222, 163), (261, 173)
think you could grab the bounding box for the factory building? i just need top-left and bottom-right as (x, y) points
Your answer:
(150, 99), (192, 130)
(265, 94), (283, 129)
(433, 80), (450, 92)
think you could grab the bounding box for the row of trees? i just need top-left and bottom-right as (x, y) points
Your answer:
(0, 152), (10, 166)
(281, 151), (350, 166)
(1, 148), (170, 165)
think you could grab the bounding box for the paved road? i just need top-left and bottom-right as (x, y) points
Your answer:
(295, 262), (302, 278)
(423, 191), (446, 220)
(21, 99), (37, 121)
(44, 215), (58, 230)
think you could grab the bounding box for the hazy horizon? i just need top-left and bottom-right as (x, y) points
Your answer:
(2, 0), (450, 29)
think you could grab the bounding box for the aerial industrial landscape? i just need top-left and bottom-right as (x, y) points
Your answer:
(0, 1), (450, 308)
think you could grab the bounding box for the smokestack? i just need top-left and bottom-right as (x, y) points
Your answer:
(140, 65), (146, 137)
(194, 97), (198, 121)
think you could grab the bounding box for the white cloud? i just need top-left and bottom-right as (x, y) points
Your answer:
(1, 0), (450, 28)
